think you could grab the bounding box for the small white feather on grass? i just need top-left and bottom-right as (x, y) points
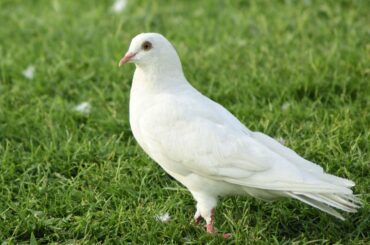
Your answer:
(155, 212), (171, 223)
(281, 102), (291, 111)
(22, 65), (35, 80)
(112, 0), (127, 13)
(73, 102), (91, 114)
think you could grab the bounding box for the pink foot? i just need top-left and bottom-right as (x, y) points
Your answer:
(206, 223), (214, 233)
(204, 209), (231, 239)
(206, 208), (215, 234)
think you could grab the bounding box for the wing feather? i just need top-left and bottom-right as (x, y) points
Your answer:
(139, 93), (351, 194)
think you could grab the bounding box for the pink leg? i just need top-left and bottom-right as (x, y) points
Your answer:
(206, 208), (215, 234)
(204, 208), (231, 239)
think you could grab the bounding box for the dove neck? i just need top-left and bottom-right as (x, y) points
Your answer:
(134, 61), (189, 91)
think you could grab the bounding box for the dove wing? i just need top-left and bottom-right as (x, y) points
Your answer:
(139, 92), (350, 194)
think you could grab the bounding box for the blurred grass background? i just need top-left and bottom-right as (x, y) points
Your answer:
(0, 0), (369, 243)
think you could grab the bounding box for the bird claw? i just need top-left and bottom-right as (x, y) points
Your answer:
(205, 225), (232, 239)
(206, 223), (214, 233)
(194, 208), (231, 239)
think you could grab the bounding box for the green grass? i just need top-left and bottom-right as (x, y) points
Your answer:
(0, 0), (369, 243)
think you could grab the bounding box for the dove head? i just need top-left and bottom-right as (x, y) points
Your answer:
(119, 33), (183, 73)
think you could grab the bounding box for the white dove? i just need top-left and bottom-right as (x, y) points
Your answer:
(118, 33), (361, 235)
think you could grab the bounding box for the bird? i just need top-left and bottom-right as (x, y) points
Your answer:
(118, 33), (361, 236)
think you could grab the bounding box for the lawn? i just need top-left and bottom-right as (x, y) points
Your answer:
(0, 0), (369, 243)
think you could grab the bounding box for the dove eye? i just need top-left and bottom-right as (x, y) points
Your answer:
(142, 41), (152, 51)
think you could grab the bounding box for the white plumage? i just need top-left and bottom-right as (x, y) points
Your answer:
(119, 33), (361, 234)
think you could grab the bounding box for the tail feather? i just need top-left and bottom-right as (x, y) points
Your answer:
(320, 174), (355, 188)
(249, 131), (361, 219)
(302, 193), (358, 212)
(287, 191), (361, 220)
(286, 192), (345, 220)
(343, 194), (363, 205)
(330, 195), (362, 209)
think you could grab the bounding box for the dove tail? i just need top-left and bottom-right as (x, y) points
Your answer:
(286, 192), (362, 220)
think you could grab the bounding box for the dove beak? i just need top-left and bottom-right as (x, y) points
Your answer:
(118, 52), (136, 66)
